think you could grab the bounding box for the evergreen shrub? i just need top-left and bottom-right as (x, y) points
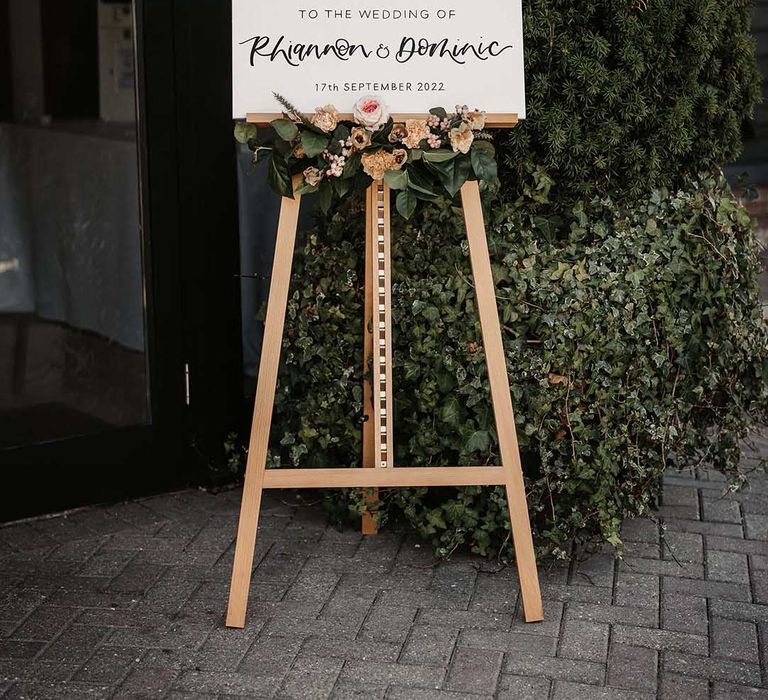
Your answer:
(271, 172), (768, 557)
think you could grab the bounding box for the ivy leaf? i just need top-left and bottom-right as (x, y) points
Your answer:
(295, 177), (319, 195)
(301, 130), (331, 157)
(441, 397), (461, 427)
(267, 154), (293, 198)
(465, 430), (490, 453)
(470, 141), (498, 181)
(271, 119), (299, 142)
(234, 122), (258, 144)
(431, 155), (472, 197)
(429, 106), (448, 119)
(396, 189), (417, 219)
(384, 169), (408, 190)
(333, 177), (352, 198)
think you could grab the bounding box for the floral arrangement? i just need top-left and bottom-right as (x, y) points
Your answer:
(234, 94), (499, 219)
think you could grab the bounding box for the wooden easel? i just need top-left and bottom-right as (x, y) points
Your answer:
(226, 113), (543, 628)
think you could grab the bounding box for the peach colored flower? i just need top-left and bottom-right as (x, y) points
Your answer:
(350, 127), (371, 149)
(403, 119), (429, 149)
(353, 96), (390, 130)
(465, 110), (487, 130)
(311, 104), (339, 133)
(303, 166), (323, 186)
(292, 143), (306, 158)
(361, 150), (391, 180)
(449, 122), (474, 154)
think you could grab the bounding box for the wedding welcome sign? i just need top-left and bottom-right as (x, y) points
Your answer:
(232, 0), (526, 117)
(227, 0), (543, 633)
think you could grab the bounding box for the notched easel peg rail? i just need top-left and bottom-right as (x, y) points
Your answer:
(226, 114), (543, 630)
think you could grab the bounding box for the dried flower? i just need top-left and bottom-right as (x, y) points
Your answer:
(388, 123), (408, 143)
(390, 149), (408, 169)
(311, 104), (339, 133)
(292, 143), (306, 158)
(351, 127), (372, 149)
(465, 110), (487, 130)
(361, 149), (391, 180)
(449, 122), (474, 154)
(403, 119), (429, 149)
(303, 166), (323, 186)
(353, 96), (390, 131)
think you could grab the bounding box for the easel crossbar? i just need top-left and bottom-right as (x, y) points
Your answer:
(263, 466), (506, 489)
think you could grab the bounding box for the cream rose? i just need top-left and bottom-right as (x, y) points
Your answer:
(465, 110), (487, 130)
(311, 104), (339, 133)
(402, 119), (429, 149)
(353, 96), (390, 131)
(449, 122), (474, 154)
(303, 166), (323, 187)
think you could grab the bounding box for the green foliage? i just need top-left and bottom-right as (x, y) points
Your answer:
(268, 172), (768, 558)
(500, 0), (760, 202)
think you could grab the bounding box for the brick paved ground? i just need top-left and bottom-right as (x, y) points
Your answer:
(1, 455), (768, 699)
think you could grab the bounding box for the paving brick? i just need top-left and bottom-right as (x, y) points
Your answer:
(707, 550), (750, 583)
(711, 683), (768, 699)
(710, 599), (768, 623)
(332, 683), (386, 699)
(73, 646), (141, 684)
(302, 636), (401, 662)
(558, 619), (609, 662)
(702, 496), (743, 524)
(503, 653), (605, 685)
(745, 513), (768, 540)
(237, 635), (302, 677)
(458, 629), (557, 656)
(661, 592), (708, 635)
(0, 640), (45, 659)
(611, 624), (708, 655)
(496, 674), (551, 699)
(173, 670), (277, 696)
(607, 643), (657, 693)
(571, 554), (615, 588)
(663, 576), (751, 602)
(445, 646), (503, 694)
(661, 531), (704, 563)
(551, 680), (654, 699)
(659, 673), (709, 700)
(40, 624), (110, 663)
(3, 680), (112, 699)
(279, 653), (343, 699)
(614, 573), (659, 610)
(337, 660), (445, 689)
(711, 616), (759, 663)
(566, 601), (657, 628)
(664, 652), (762, 686)
(620, 556), (703, 579)
(386, 687), (488, 700)
(620, 518), (659, 544)
(10, 604), (77, 641)
(400, 626), (457, 666)
(662, 518), (743, 538)
(510, 601), (563, 636)
(707, 535), (768, 556)
(416, 607), (511, 631)
(359, 604), (417, 645)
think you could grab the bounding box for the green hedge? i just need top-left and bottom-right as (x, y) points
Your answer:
(502, 0), (760, 202)
(269, 172), (768, 557)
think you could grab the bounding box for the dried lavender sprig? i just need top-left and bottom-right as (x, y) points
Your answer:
(273, 92), (307, 123)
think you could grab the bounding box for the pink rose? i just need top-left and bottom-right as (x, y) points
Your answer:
(353, 96), (390, 131)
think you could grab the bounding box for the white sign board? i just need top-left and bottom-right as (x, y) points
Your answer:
(232, 0), (526, 119)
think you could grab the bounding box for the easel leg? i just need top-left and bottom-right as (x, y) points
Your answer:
(362, 185), (378, 535)
(460, 180), (544, 623)
(226, 187), (303, 628)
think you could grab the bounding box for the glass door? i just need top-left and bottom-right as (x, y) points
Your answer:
(0, 0), (185, 519)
